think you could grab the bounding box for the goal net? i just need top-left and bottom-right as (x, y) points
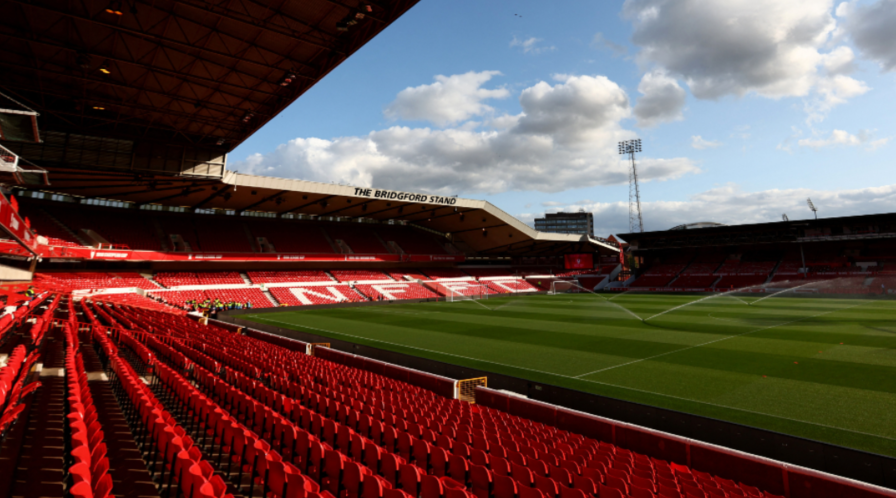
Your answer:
(549, 280), (596, 295)
(445, 283), (491, 302)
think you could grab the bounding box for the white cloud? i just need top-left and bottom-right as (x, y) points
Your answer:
(622, 0), (867, 120)
(235, 74), (699, 195)
(573, 183), (896, 236)
(384, 71), (510, 127)
(798, 129), (890, 149)
(633, 70), (686, 128)
(542, 201), (565, 207)
(804, 74), (870, 123)
(839, 0), (896, 72)
(510, 36), (556, 55)
(691, 136), (723, 149)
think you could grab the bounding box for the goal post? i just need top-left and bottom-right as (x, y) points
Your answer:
(549, 279), (596, 295)
(445, 282), (491, 302)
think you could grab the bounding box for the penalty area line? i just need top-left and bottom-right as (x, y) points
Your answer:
(244, 310), (896, 444)
(573, 301), (869, 379)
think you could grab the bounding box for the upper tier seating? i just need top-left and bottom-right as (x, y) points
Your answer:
(330, 270), (392, 282)
(19, 207), (81, 247)
(46, 206), (162, 251)
(247, 220), (336, 253)
(158, 216), (201, 251)
(424, 269), (472, 280)
(248, 270), (334, 284)
(355, 282), (441, 301)
(194, 218), (254, 252)
(376, 225), (449, 254)
(325, 225), (389, 254)
(270, 285), (365, 306)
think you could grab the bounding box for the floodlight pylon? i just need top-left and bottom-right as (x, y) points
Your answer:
(619, 139), (644, 233)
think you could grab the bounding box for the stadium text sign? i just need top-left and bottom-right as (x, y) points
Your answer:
(353, 188), (458, 205)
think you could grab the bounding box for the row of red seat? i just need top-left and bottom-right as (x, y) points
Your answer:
(0, 295), (50, 454)
(248, 270), (335, 284)
(63, 323), (114, 498)
(154, 271), (245, 287)
(88, 303), (790, 498)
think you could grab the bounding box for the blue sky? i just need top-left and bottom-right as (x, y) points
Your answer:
(231, 0), (896, 236)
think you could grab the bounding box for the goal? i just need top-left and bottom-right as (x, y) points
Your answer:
(445, 283), (491, 302)
(549, 280), (596, 295)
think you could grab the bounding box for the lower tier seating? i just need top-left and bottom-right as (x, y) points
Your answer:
(355, 283), (441, 301)
(148, 288), (274, 308)
(670, 275), (717, 288)
(331, 270), (392, 282)
(270, 285), (366, 306)
(629, 276), (675, 288)
(248, 270), (334, 284)
(485, 280), (539, 293)
(68, 302), (794, 498)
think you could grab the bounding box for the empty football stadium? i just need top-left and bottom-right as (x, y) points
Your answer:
(0, 2), (895, 498)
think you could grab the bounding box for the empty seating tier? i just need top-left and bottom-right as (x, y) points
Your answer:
(331, 270), (392, 282)
(58, 300), (800, 498)
(248, 270), (334, 283)
(355, 283), (441, 301)
(424, 269), (472, 280)
(270, 285), (366, 306)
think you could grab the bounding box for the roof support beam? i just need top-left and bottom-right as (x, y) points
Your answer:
(239, 190), (290, 213)
(137, 188), (207, 206)
(279, 195), (336, 215)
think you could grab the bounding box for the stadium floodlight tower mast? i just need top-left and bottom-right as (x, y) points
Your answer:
(807, 198), (818, 219)
(619, 139), (644, 232)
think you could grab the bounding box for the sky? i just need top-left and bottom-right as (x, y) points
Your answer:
(230, 0), (896, 237)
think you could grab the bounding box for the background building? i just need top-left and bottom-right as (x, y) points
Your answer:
(535, 210), (594, 236)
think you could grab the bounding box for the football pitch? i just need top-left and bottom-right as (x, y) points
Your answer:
(242, 293), (896, 457)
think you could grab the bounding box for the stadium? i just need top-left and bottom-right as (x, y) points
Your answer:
(0, 2), (894, 498)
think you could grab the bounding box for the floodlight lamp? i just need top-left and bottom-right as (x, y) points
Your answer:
(280, 72), (296, 87)
(98, 61), (111, 74)
(105, 1), (123, 15)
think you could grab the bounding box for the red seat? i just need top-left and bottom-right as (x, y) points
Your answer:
(400, 464), (423, 497)
(599, 484), (626, 498)
(559, 487), (587, 498)
(448, 454), (469, 486)
(470, 465), (493, 498)
(519, 486), (544, 498)
(494, 475), (518, 498)
(421, 475), (444, 498)
(534, 475), (559, 498)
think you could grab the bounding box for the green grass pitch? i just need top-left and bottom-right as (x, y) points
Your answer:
(243, 293), (896, 457)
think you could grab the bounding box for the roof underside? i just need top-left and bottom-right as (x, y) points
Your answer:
(0, 0), (615, 258)
(0, 0), (418, 176)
